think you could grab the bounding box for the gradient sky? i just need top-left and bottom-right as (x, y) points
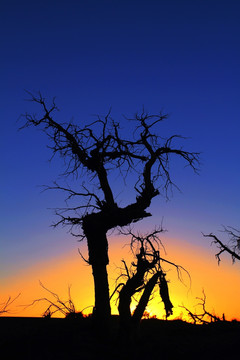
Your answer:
(1, 0), (240, 319)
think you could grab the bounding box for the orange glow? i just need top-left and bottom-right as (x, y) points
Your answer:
(1, 237), (240, 321)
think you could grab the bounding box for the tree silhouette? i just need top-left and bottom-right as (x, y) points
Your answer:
(181, 290), (226, 324)
(21, 92), (199, 326)
(111, 228), (187, 335)
(24, 282), (84, 319)
(203, 226), (240, 264)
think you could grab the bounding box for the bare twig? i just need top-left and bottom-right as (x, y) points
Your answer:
(0, 293), (21, 315)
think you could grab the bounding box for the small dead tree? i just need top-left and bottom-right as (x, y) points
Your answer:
(111, 229), (188, 333)
(181, 290), (225, 324)
(203, 226), (240, 264)
(25, 282), (83, 319)
(21, 92), (199, 325)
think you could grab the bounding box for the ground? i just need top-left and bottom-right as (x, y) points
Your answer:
(0, 316), (239, 359)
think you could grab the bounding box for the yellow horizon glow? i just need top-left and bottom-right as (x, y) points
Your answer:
(1, 237), (240, 321)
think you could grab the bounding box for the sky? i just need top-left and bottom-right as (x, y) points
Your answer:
(1, 0), (240, 319)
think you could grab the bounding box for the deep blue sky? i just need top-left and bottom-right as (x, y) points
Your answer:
(1, 0), (240, 281)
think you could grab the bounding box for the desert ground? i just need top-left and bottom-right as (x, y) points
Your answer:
(1, 316), (240, 359)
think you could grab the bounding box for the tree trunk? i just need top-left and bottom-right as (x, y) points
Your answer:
(118, 285), (133, 328)
(92, 262), (111, 326)
(118, 285), (134, 339)
(82, 217), (111, 327)
(132, 272), (159, 325)
(118, 267), (146, 336)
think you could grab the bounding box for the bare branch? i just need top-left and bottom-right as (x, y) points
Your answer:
(0, 293), (21, 315)
(78, 248), (90, 264)
(203, 228), (240, 264)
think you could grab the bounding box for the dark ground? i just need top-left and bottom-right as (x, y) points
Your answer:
(1, 316), (239, 359)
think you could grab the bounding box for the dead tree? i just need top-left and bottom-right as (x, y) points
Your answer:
(21, 92), (199, 326)
(111, 229), (188, 333)
(24, 282), (84, 319)
(203, 226), (240, 264)
(181, 290), (225, 324)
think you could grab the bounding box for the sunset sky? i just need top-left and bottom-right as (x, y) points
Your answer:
(1, 0), (240, 320)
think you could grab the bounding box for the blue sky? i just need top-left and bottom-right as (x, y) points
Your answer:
(1, 0), (240, 282)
